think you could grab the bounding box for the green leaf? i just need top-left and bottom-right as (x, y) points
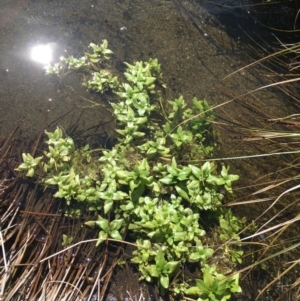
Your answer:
(120, 201), (135, 211)
(95, 218), (109, 231)
(211, 279), (219, 293)
(202, 161), (212, 175)
(163, 122), (171, 133)
(113, 191), (128, 200)
(159, 176), (173, 185)
(189, 247), (213, 262)
(144, 77), (156, 86)
(175, 185), (189, 201)
(185, 286), (202, 296)
(85, 221), (96, 227)
(110, 219), (123, 230)
(196, 279), (210, 294)
(160, 274), (169, 289)
(230, 275), (242, 293)
(104, 200), (114, 213)
(145, 264), (159, 277)
(116, 170), (132, 181)
(96, 231), (108, 246)
(62, 234), (73, 247)
(110, 230), (122, 240)
(164, 261), (179, 274)
(26, 168), (35, 177)
(206, 175), (225, 186)
(177, 167), (191, 180)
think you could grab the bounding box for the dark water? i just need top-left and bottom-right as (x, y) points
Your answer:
(0, 0), (298, 300)
(0, 0), (290, 140)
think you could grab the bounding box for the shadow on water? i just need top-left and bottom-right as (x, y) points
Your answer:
(177, 0), (262, 40)
(0, 0), (299, 300)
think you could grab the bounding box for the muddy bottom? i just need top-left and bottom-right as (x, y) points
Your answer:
(0, 0), (299, 300)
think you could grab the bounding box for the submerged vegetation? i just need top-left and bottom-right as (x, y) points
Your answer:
(15, 40), (243, 300)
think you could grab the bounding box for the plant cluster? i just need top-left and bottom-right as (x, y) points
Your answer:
(17, 40), (243, 300)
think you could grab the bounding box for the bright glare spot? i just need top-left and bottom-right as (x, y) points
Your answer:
(31, 44), (52, 64)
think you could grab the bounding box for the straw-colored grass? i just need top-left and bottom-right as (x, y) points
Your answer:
(0, 127), (151, 301)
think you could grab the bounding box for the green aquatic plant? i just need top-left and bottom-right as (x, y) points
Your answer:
(186, 265), (241, 301)
(85, 216), (124, 245)
(17, 40), (243, 300)
(61, 234), (73, 247)
(16, 153), (43, 177)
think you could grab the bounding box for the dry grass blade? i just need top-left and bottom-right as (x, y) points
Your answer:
(256, 260), (300, 300)
(241, 129), (300, 141)
(241, 214), (300, 241)
(0, 128), (149, 301)
(223, 43), (300, 80)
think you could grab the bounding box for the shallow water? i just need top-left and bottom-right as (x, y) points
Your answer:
(0, 0), (289, 140)
(0, 0), (294, 190)
(0, 0), (298, 300)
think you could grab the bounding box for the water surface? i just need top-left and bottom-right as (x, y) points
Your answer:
(0, 1), (297, 299)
